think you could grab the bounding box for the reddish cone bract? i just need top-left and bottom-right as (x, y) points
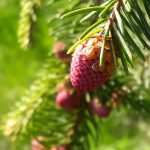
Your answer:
(31, 139), (45, 150)
(54, 42), (69, 61)
(89, 99), (111, 118)
(56, 90), (81, 109)
(54, 42), (66, 52)
(51, 146), (68, 150)
(70, 34), (116, 92)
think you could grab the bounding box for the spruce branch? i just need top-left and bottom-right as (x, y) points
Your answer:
(1, 52), (67, 142)
(2, 0), (150, 150)
(18, 0), (42, 50)
(64, 98), (101, 150)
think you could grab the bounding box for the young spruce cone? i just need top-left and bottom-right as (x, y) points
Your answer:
(54, 41), (70, 62)
(56, 90), (82, 110)
(70, 34), (116, 92)
(89, 98), (111, 118)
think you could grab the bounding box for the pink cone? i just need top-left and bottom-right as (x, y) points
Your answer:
(70, 37), (116, 92)
(89, 99), (111, 118)
(56, 90), (81, 109)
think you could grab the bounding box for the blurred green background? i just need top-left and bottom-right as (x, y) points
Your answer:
(0, 0), (52, 149)
(0, 0), (150, 150)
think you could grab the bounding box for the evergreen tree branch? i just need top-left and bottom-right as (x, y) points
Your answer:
(18, 0), (42, 50)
